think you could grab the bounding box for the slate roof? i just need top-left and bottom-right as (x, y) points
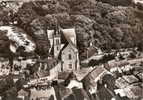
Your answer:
(37, 57), (59, 70)
(115, 77), (130, 88)
(80, 66), (109, 92)
(47, 30), (54, 39)
(58, 72), (71, 80)
(124, 86), (143, 99)
(0, 26), (36, 53)
(137, 72), (143, 80)
(122, 75), (139, 84)
(54, 85), (90, 100)
(18, 89), (29, 97)
(30, 87), (56, 100)
(74, 67), (93, 81)
(61, 28), (77, 46)
(53, 85), (72, 100)
(72, 88), (90, 100)
(60, 28), (77, 51)
(96, 86), (113, 100)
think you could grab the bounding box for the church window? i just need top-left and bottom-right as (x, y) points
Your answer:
(68, 54), (72, 60)
(69, 64), (72, 69)
(57, 46), (59, 50)
(56, 39), (59, 45)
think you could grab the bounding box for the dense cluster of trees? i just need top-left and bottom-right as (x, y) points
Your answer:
(0, 0), (143, 59)
(0, 75), (26, 100)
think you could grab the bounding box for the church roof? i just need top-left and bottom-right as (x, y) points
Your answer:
(61, 28), (77, 47)
(47, 30), (54, 39)
(47, 26), (61, 39)
(61, 28), (76, 38)
(60, 28), (77, 54)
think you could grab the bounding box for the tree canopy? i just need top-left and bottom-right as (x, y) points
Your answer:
(0, 0), (143, 59)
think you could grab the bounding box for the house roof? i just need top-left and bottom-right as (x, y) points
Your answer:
(89, 66), (107, 80)
(86, 46), (98, 58)
(0, 26), (36, 53)
(122, 75), (139, 84)
(59, 85), (73, 98)
(115, 77), (130, 89)
(37, 57), (59, 70)
(30, 87), (56, 99)
(72, 88), (90, 100)
(124, 86), (143, 99)
(18, 89), (29, 96)
(74, 67), (93, 81)
(137, 72), (143, 80)
(58, 72), (71, 80)
(133, 0), (143, 4)
(80, 66), (109, 91)
(82, 66), (108, 81)
(54, 85), (90, 100)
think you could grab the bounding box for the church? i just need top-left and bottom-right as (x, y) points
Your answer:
(47, 27), (80, 72)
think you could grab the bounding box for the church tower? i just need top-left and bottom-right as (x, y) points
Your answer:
(47, 25), (62, 58)
(53, 26), (61, 58)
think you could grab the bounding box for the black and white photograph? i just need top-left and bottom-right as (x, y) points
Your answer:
(0, 0), (143, 100)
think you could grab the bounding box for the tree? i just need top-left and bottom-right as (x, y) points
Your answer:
(0, 75), (14, 95)
(17, 7), (38, 25)
(15, 78), (26, 91)
(3, 87), (18, 100)
(88, 59), (99, 66)
(45, 14), (57, 29)
(30, 17), (50, 58)
(98, 0), (132, 6)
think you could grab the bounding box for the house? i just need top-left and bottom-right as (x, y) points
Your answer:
(79, 66), (109, 94)
(115, 85), (143, 99)
(30, 87), (57, 100)
(64, 88), (90, 100)
(80, 39), (103, 60)
(124, 86), (143, 99)
(137, 72), (143, 81)
(53, 84), (73, 100)
(0, 59), (10, 76)
(47, 27), (80, 72)
(74, 67), (93, 81)
(53, 84), (90, 100)
(17, 89), (29, 100)
(0, 26), (36, 53)
(37, 58), (61, 80)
